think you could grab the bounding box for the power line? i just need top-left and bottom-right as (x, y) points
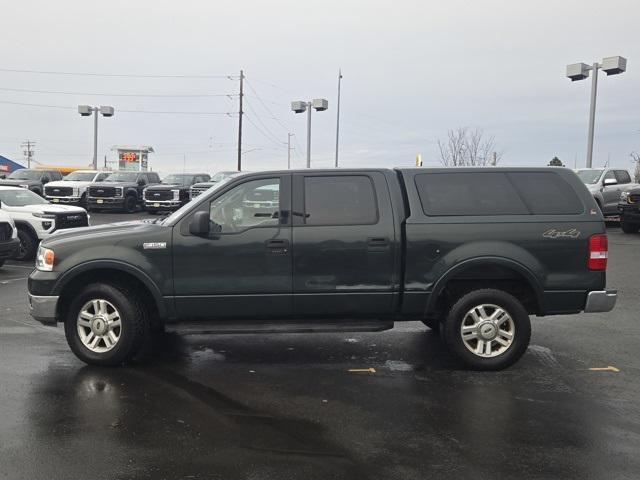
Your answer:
(0, 68), (236, 79)
(244, 79), (290, 132)
(0, 87), (237, 98)
(244, 115), (286, 149)
(0, 100), (235, 115)
(244, 99), (285, 145)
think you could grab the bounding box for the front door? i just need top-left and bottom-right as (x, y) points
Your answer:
(291, 172), (397, 318)
(173, 174), (292, 319)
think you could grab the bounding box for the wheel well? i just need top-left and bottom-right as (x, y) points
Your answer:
(15, 221), (38, 240)
(57, 268), (160, 326)
(429, 264), (540, 318)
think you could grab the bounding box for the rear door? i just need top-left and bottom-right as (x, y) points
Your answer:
(291, 172), (396, 318)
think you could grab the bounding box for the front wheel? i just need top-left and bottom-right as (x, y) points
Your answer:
(124, 195), (137, 213)
(620, 220), (640, 234)
(15, 228), (38, 261)
(64, 283), (149, 366)
(441, 289), (531, 370)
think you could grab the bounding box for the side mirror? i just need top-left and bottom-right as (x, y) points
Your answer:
(603, 178), (618, 187)
(189, 211), (211, 236)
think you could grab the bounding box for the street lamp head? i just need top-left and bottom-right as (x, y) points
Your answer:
(312, 98), (328, 111)
(291, 101), (307, 114)
(100, 106), (115, 117)
(601, 56), (627, 76)
(566, 63), (590, 81)
(78, 105), (93, 116)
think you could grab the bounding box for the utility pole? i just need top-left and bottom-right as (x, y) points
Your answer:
(21, 140), (36, 168)
(287, 133), (294, 169)
(237, 70), (244, 171)
(335, 69), (342, 167)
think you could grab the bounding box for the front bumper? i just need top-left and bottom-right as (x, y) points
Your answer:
(618, 204), (640, 222)
(0, 238), (20, 260)
(46, 196), (83, 205)
(88, 197), (125, 209)
(28, 293), (59, 325)
(144, 200), (182, 211)
(584, 290), (617, 313)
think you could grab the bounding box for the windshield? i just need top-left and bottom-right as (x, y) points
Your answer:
(211, 171), (237, 182)
(162, 174), (193, 185)
(104, 172), (138, 182)
(576, 169), (604, 185)
(63, 172), (97, 181)
(161, 176), (236, 225)
(7, 169), (42, 181)
(0, 188), (49, 206)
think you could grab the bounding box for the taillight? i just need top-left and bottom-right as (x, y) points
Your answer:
(588, 234), (608, 271)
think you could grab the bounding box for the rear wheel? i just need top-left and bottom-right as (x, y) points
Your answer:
(620, 221), (640, 234)
(64, 283), (149, 366)
(15, 228), (38, 261)
(441, 288), (531, 370)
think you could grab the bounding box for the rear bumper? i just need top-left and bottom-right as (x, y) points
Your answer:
(28, 293), (59, 325)
(584, 290), (617, 313)
(0, 238), (20, 260)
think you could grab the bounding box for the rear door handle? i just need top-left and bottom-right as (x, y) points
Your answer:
(367, 237), (389, 250)
(265, 239), (289, 253)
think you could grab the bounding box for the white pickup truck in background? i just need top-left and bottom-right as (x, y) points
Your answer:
(575, 168), (638, 216)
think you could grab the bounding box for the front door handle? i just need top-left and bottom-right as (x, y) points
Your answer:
(265, 239), (289, 253)
(367, 237), (389, 250)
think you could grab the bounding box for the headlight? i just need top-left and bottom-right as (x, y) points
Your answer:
(33, 212), (56, 219)
(20, 184), (29, 189)
(115, 187), (123, 197)
(620, 191), (630, 203)
(172, 189), (180, 200)
(36, 245), (55, 272)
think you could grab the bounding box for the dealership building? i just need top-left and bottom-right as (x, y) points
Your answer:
(0, 155), (25, 175)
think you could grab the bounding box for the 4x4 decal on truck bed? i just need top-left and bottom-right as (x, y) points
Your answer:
(543, 228), (581, 239)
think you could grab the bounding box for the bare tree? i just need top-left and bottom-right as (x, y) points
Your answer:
(437, 127), (502, 166)
(631, 151), (640, 183)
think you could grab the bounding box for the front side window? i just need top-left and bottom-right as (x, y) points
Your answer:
(208, 178), (280, 233)
(615, 170), (631, 184)
(302, 175), (378, 226)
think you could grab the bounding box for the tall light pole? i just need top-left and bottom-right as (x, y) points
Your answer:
(78, 105), (114, 169)
(291, 99), (328, 168)
(566, 56), (627, 168)
(335, 69), (342, 167)
(287, 133), (294, 169)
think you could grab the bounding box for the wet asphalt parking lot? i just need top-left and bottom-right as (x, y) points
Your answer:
(1, 212), (639, 480)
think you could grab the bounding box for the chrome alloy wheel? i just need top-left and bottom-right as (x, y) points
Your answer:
(460, 304), (515, 358)
(77, 299), (122, 353)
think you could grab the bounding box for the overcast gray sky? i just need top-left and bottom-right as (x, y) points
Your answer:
(0, 0), (638, 173)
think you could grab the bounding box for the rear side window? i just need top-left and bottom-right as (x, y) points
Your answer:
(303, 175), (378, 225)
(414, 172), (528, 216)
(615, 170), (631, 184)
(507, 172), (583, 215)
(415, 172), (583, 216)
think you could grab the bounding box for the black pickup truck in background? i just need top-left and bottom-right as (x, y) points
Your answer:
(143, 173), (211, 214)
(28, 167), (616, 370)
(87, 171), (161, 213)
(0, 168), (63, 196)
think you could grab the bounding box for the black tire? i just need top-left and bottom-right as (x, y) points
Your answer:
(421, 318), (440, 331)
(620, 221), (640, 234)
(15, 228), (38, 261)
(64, 283), (149, 366)
(441, 288), (531, 371)
(124, 194), (137, 213)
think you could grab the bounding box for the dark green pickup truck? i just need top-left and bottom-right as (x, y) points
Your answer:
(28, 167), (616, 370)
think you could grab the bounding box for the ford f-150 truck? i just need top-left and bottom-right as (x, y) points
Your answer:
(28, 168), (616, 370)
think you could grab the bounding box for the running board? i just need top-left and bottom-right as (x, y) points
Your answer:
(166, 320), (394, 335)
